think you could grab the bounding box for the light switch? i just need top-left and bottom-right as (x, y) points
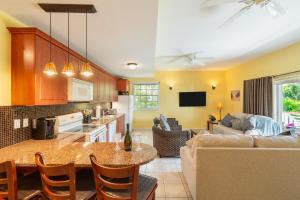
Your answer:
(14, 119), (21, 129)
(23, 118), (29, 128)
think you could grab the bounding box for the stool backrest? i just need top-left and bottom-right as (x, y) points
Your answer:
(35, 152), (76, 200)
(90, 154), (139, 200)
(0, 160), (17, 200)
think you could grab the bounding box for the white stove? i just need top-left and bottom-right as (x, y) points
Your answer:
(55, 112), (107, 142)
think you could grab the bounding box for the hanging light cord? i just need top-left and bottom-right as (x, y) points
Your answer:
(49, 11), (52, 62)
(86, 11), (88, 63)
(67, 10), (70, 64)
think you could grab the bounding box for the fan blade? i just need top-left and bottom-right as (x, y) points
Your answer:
(157, 56), (186, 64)
(201, 0), (239, 7)
(220, 4), (252, 27)
(265, 1), (285, 17)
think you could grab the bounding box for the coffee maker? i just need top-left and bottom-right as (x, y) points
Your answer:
(32, 117), (56, 140)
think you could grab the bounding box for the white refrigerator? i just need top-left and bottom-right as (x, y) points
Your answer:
(112, 95), (134, 132)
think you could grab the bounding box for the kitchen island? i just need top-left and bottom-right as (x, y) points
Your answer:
(0, 133), (157, 168)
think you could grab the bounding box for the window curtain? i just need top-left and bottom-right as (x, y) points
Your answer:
(243, 76), (273, 117)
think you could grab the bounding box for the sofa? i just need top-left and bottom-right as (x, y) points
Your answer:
(214, 113), (282, 136)
(152, 116), (190, 157)
(181, 133), (300, 200)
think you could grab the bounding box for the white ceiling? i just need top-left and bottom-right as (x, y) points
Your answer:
(156, 0), (300, 70)
(0, 0), (158, 77)
(1, 0), (300, 77)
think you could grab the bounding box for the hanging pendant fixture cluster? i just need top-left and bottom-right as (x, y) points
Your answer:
(40, 3), (97, 77)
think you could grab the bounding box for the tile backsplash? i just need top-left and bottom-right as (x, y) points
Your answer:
(0, 103), (109, 148)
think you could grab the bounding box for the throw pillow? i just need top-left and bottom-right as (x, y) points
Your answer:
(221, 114), (236, 127)
(254, 136), (300, 148)
(159, 114), (171, 131)
(240, 116), (256, 132)
(231, 118), (242, 130)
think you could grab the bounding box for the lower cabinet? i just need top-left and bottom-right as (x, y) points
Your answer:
(116, 115), (125, 135)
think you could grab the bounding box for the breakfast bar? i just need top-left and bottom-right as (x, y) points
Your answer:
(0, 133), (157, 168)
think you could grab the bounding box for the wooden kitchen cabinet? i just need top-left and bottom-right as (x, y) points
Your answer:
(116, 115), (125, 135)
(10, 28), (68, 105)
(117, 79), (130, 94)
(9, 27), (119, 105)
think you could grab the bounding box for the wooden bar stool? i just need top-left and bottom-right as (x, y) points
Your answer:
(35, 152), (95, 200)
(89, 154), (157, 200)
(0, 160), (43, 200)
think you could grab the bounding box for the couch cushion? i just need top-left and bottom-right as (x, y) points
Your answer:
(221, 114), (236, 127)
(187, 133), (254, 155)
(254, 136), (300, 148)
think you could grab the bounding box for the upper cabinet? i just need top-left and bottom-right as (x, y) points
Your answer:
(9, 27), (118, 106)
(117, 79), (130, 95)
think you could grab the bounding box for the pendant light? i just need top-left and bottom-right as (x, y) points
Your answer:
(62, 11), (75, 77)
(81, 11), (93, 77)
(43, 11), (58, 76)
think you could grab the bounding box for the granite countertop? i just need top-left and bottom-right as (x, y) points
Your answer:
(90, 113), (124, 126)
(0, 132), (157, 168)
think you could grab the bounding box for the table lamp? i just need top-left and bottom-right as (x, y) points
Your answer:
(217, 103), (223, 121)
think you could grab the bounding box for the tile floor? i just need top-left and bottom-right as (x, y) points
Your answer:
(133, 129), (192, 200)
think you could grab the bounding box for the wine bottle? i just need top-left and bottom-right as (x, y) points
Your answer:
(124, 123), (132, 151)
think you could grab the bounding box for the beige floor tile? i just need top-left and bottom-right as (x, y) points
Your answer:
(147, 163), (161, 172)
(163, 164), (180, 172)
(165, 198), (189, 200)
(182, 183), (192, 198)
(163, 172), (182, 183)
(159, 158), (179, 164)
(156, 183), (166, 198)
(165, 183), (187, 198)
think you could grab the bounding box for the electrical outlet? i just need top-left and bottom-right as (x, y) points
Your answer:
(23, 118), (29, 128)
(14, 119), (21, 129)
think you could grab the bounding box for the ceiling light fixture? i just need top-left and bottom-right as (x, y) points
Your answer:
(127, 63), (139, 70)
(62, 10), (75, 77)
(43, 11), (58, 76)
(80, 11), (93, 77)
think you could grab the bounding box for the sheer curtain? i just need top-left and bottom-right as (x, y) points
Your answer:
(243, 76), (273, 117)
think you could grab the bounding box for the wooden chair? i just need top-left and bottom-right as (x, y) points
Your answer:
(0, 160), (43, 200)
(90, 154), (157, 200)
(34, 152), (95, 200)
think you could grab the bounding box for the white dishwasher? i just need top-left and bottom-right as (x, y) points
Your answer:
(108, 120), (117, 142)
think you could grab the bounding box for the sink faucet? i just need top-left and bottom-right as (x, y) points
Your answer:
(102, 109), (110, 117)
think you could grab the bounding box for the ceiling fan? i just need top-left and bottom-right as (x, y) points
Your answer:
(157, 52), (213, 66)
(202, 0), (286, 25)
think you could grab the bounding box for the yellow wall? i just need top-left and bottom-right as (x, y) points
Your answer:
(225, 41), (300, 114)
(130, 71), (226, 129)
(0, 12), (26, 105)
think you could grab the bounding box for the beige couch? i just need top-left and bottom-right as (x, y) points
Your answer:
(180, 134), (300, 200)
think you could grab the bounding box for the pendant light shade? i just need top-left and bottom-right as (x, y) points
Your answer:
(43, 62), (58, 76)
(43, 12), (58, 76)
(81, 11), (93, 77)
(62, 11), (75, 77)
(81, 62), (93, 77)
(62, 62), (75, 77)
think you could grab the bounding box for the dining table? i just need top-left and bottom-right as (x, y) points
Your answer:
(0, 133), (157, 168)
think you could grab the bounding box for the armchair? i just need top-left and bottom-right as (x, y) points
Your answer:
(152, 117), (190, 157)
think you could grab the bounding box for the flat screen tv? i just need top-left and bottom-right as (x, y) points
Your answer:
(179, 92), (206, 107)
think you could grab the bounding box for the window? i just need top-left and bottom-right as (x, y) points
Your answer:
(133, 83), (160, 110)
(273, 72), (300, 133)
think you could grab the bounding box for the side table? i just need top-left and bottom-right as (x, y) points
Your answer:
(207, 120), (219, 133)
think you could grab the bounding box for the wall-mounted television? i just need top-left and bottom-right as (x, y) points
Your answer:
(179, 92), (206, 107)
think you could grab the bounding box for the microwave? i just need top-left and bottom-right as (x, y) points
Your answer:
(68, 78), (93, 102)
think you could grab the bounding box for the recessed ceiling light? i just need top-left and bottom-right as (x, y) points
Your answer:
(127, 63), (139, 70)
